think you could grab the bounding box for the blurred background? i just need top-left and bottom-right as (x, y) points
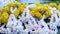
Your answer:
(17, 0), (60, 4)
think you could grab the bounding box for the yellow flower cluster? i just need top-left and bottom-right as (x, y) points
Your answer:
(34, 2), (41, 6)
(1, 12), (9, 24)
(29, 2), (53, 19)
(57, 4), (60, 11)
(29, 2), (60, 19)
(0, 2), (28, 25)
(49, 3), (57, 8)
(6, 2), (28, 18)
(0, 11), (2, 26)
(0, 11), (9, 25)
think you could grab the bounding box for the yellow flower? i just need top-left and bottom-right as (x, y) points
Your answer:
(18, 7), (23, 13)
(0, 12), (1, 15)
(14, 2), (21, 5)
(18, 4), (27, 12)
(30, 10), (42, 19)
(57, 4), (60, 11)
(7, 2), (14, 7)
(14, 9), (20, 18)
(1, 7), (6, 12)
(49, 3), (57, 8)
(1, 6), (11, 15)
(29, 7), (37, 11)
(43, 4), (49, 8)
(1, 12), (9, 23)
(29, 8), (35, 11)
(0, 18), (1, 26)
(43, 4), (49, 11)
(22, 4), (28, 8)
(35, 12), (42, 19)
(37, 6), (44, 14)
(4, 7), (11, 14)
(14, 2), (21, 8)
(44, 10), (51, 19)
(0, 12), (2, 26)
(30, 10), (36, 16)
(34, 2), (41, 6)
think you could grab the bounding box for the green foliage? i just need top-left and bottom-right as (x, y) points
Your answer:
(43, 0), (60, 4)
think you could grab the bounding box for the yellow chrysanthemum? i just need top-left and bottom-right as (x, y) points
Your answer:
(19, 5), (26, 12)
(7, 2), (14, 7)
(1, 7), (6, 13)
(34, 2), (41, 6)
(0, 17), (1, 26)
(18, 7), (23, 14)
(14, 2), (21, 8)
(44, 10), (51, 19)
(0, 18), (1, 26)
(35, 12), (42, 19)
(14, 2), (21, 5)
(37, 6), (44, 14)
(1, 6), (11, 15)
(1, 12), (9, 23)
(49, 3), (57, 8)
(4, 7), (11, 14)
(0, 11), (2, 16)
(29, 7), (37, 11)
(30, 10), (36, 16)
(43, 4), (49, 8)
(14, 9), (20, 18)
(22, 4), (28, 8)
(43, 4), (49, 11)
(57, 4), (60, 11)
